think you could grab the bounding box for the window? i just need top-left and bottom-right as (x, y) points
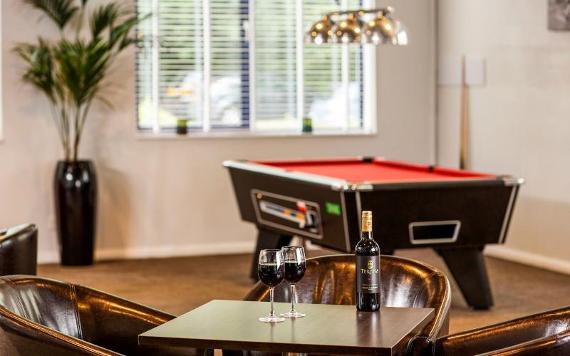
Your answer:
(136, 0), (376, 135)
(0, 2), (3, 141)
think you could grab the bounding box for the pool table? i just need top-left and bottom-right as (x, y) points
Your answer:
(224, 157), (524, 309)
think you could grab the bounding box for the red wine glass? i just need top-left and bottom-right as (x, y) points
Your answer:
(280, 246), (306, 318)
(258, 249), (285, 323)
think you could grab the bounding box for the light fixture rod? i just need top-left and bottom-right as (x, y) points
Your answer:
(324, 7), (393, 18)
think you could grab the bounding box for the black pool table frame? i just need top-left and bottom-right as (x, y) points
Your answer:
(224, 158), (524, 310)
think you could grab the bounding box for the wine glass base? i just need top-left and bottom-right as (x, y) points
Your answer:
(280, 311), (306, 318)
(258, 315), (286, 323)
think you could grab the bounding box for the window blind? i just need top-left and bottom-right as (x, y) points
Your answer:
(136, 0), (372, 134)
(303, 0), (364, 131)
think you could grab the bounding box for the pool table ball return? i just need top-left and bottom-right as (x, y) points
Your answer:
(224, 157), (523, 310)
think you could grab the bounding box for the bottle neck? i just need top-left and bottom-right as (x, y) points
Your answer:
(361, 231), (373, 240)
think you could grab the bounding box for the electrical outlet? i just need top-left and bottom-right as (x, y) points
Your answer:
(438, 55), (486, 87)
(465, 56), (485, 86)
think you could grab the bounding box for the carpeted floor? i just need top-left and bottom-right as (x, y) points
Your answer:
(38, 248), (570, 334)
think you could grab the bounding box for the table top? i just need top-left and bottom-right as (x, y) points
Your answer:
(256, 158), (494, 183)
(139, 300), (434, 355)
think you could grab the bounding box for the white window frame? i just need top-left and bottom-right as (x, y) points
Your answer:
(140, 0), (377, 138)
(0, 2), (3, 142)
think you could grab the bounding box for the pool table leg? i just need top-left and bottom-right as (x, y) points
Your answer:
(250, 228), (293, 280)
(436, 247), (494, 310)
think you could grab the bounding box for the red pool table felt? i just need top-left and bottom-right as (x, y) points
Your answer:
(257, 159), (494, 184)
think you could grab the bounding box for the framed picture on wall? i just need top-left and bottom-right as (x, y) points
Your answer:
(549, 0), (570, 30)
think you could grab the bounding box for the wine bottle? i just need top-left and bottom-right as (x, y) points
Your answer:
(355, 210), (380, 311)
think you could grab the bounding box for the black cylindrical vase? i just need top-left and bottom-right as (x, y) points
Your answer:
(54, 160), (97, 266)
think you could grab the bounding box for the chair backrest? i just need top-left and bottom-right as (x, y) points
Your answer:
(0, 276), (117, 355)
(0, 276), (178, 355)
(435, 306), (570, 355)
(0, 276), (83, 338)
(0, 224), (38, 275)
(245, 254), (451, 340)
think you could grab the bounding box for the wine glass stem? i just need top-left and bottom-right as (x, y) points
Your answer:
(290, 284), (296, 313)
(270, 287), (275, 317)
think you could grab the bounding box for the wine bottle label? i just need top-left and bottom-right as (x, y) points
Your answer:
(356, 255), (380, 293)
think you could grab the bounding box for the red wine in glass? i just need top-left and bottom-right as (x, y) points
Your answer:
(259, 263), (285, 287)
(281, 246), (306, 318)
(284, 261), (306, 283)
(257, 249), (285, 323)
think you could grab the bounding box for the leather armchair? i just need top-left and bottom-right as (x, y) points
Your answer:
(0, 275), (196, 355)
(0, 224), (37, 275)
(433, 306), (570, 355)
(244, 254), (451, 355)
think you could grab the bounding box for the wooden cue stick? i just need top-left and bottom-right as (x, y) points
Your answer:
(459, 55), (470, 170)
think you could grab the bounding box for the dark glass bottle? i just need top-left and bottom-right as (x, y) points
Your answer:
(355, 211), (380, 311)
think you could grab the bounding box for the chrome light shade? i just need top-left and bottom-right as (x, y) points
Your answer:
(307, 15), (334, 45)
(307, 6), (408, 46)
(331, 13), (362, 44)
(362, 14), (408, 45)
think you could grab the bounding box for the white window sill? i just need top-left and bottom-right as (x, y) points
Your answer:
(136, 129), (377, 140)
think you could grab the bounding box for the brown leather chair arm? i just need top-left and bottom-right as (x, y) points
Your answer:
(76, 286), (176, 355)
(434, 307), (570, 356)
(481, 330), (570, 356)
(415, 271), (451, 339)
(434, 322), (530, 355)
(76, 286), (200, 356)
(0, 308), (119, 355)
(404, 270), (451, 356)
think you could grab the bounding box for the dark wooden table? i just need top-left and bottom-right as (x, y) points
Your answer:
(139, 300), (434, 355)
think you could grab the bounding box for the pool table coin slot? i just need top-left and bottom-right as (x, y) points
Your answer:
(251, 190), (323, 239)
(409, 221), (461, 245)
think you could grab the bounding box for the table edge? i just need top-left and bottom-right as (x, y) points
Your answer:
(138, 302), (435, 355)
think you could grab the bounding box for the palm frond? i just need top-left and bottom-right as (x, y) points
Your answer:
(89, 3), (121, 39)
(54, 39), (111, 106)
(14, 38), (57, 102)
(24, 0), (79, 30)
(109, 13), (148, 50)
(82, 40), (112, 100)
(118, 37), (139, 51)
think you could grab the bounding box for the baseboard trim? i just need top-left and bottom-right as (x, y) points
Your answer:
(41, 242), (569, 276)
(485, 245), (570, 275)
(38, 241), (256, 265)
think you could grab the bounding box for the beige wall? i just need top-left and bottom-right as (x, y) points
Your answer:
(438, 0), (570, 268)
(0, 0), (436, 262)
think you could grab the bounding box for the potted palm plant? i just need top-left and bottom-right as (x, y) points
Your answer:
(15, 0), (145, 265)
